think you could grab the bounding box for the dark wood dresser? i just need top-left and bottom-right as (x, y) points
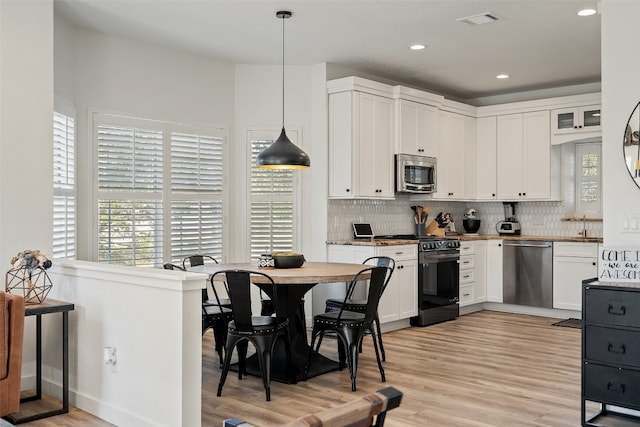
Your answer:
(582, 279), (640, 426)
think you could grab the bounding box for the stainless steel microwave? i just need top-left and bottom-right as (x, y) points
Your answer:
(395, 153), (437, 194)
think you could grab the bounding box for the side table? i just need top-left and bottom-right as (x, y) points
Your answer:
(2, 298), (74, 425)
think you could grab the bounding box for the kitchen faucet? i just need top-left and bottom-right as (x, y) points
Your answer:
(578, 215), (587, 238)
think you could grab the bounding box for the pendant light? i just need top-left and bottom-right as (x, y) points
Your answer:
(256, 10), (310, 169)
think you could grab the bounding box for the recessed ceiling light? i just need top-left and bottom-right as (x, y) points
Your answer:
(578, 8), (597, 16)
(410, 44), (426, 50)
(496, 74), (510, 79)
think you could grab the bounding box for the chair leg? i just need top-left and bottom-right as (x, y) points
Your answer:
(217, 336), (237, 397)
(336, 327), (360, 391)
(213, 324), (226, 366)
(370, 327), (386, 383)
(237, 340), (249, 380)
(374, 314), (386, 362)
(256, 346), (272, 402)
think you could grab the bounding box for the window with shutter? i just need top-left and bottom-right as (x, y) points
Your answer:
(170, 132), (224, 261)
(249, 130), (297, 260)
(53, 108), (76, 259)
(94, 113), (226, 266)
(575, 142), (602, 217)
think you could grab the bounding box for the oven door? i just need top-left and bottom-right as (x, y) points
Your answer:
(418, 250), (460, 308)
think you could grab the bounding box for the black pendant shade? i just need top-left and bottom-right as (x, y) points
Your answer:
(256, 10), (310, 170)
(256, 127), (310, 169)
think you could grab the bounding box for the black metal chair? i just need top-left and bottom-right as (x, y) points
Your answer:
(182, 255), (232, 308)
(216, 270), (294, 401)
(304, 266), (390, 392)
(163, 262), (184, 271)
(164, 260), (232, 365)
(324, 256), (395, 361)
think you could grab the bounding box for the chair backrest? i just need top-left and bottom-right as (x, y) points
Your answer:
(213, 270), (276, 332)
(182, 254), (218, 270)
(163, 262), (185, 271)
(345, 256), (395, 300)
(340, 266), (389, 325)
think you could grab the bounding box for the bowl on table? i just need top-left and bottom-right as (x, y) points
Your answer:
(271, 252), (305, 269)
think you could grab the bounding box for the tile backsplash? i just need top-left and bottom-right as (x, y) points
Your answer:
(327, 196), (602, 241)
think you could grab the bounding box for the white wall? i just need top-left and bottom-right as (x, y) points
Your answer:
(47, 261), (205, 427)
(232, 63), (328, 263)
(0, 0), (54, 265)
(54, 19), (236, 260)
(600, 0), (640, 247)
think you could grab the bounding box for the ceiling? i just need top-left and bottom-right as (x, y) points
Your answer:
(55, 0), (601, 101)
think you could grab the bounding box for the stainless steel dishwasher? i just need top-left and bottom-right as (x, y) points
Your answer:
(503, 240), (553, 308)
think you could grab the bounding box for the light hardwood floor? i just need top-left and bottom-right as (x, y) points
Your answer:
(7, 310), (587, 426)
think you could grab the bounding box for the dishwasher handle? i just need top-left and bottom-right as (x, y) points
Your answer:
(503, 242), (552, 248)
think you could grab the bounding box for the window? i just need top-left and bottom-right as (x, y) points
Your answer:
(53, 103), (76, 259)
(248, 130), (299, 260)
(94, 113), (225, 266)
(575, 142), (602, 217)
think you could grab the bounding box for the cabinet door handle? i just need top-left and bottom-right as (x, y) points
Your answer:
(607, 382), (626, 393)
(607, 343), (626, 355)
(462, 274), (471, 279)
(608, 304), (626, 316)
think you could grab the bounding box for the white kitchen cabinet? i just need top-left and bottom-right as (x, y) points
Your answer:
(475, 116), (498, 200)
(376, 245), (418, 321)
(496, 111), (550, 200)
(328, 90), (395, 199)
(486, 240), (503, 302)
(325, 244), (417, 326)
(459, 241), (487, 307)
(552, 242), (598, 311)
(395, 99), (438, 156)
(433, 111), (471, 200)
(551, 105), (601, 135)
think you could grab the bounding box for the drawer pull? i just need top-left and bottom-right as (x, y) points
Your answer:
(463, 275), (471, 279)
(607, 343), (627, 354)
(607, 382), (626, 394)
(463, 293), (470, 297)
(608, 304), (627, 316)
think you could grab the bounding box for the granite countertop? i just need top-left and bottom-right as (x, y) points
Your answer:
(327, 235), (603, 246)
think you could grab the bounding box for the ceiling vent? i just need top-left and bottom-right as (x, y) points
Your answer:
(456, 12), (501, 26)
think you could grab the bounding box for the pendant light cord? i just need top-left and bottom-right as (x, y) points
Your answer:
(281, 13), (285, 129)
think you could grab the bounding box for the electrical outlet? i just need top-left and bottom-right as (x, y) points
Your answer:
(104, 346), (117, 372)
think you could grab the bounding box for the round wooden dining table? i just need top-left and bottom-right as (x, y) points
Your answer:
(190, 262), (371, 383)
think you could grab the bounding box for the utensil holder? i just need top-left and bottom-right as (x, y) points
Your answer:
(415, 223), (425, 237)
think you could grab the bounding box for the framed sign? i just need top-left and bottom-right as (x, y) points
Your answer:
(598, 247), (640, 282)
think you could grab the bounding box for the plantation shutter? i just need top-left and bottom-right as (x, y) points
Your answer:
(576, 142), (602, 216)
(96, 115), (164, 266)
(170, 131), (224, 262)
(53, 110), (76, 259)
(249, 132), (295, 260)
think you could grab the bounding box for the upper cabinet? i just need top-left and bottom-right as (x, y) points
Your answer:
(433, 111), (475, 200)
(395, 99), (438, 156)
(475, 116), (498, 200)
(328, 78), (395, 199)
(496, 111), (551, 200)
(393, 87), (443, 156)
(551, 105), (601, 135)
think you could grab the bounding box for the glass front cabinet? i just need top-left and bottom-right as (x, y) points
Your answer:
(551, 105), (601, 135)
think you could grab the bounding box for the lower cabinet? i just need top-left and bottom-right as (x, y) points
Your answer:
(326, 244), (417, 326)
(459, 241), (487, 307)
(553, 242), (598, 311)
(582, 281), (640, 426)
(486, 240), (503, 302)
